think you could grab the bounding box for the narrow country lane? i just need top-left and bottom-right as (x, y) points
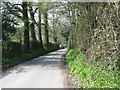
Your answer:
(1, 49), (67, 88)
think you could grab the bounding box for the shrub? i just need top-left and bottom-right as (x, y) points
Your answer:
(7, 42), (22, 52)
(30, 40), (41, 50)
(2, 57), (10, 69)
(3, 41), (23, 57)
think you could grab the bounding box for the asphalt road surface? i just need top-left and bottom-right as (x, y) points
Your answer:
(0, 49), (67, 88)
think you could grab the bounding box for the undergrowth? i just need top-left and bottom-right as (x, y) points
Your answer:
(2, 45), (59, 70)
(66, 49), (119, 88)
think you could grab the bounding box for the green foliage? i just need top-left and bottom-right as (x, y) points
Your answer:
(7, 42), (22, 52)
(2, 2), (18, 40)
(60, 26), (70, 42)
(65, 2), (119, 88)
(2, 57), (11, 69)
(66, 49), (120, 88)
(2, 44), (59, 70)
(3, 42), (22, 57)
(30, 40), (41, 50)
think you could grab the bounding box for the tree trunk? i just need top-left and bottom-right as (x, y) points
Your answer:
(44, 10), (49, 46)
(30, 23), (37, 41)
(67, 3), (74, 49)
(38, 5), (43, 47)
(52, 12), (57, 43)
(29, 5), (37, 41)
(22, 2), (30, 52)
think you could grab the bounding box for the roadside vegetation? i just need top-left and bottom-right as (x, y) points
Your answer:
(2, 43), (59, 70)
(1, 2), (63, 70)
(1, 1), (119, 88)
(66, 49), (119, 88)
(65, 2), (119, 88)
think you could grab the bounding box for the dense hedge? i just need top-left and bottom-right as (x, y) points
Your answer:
(66, 49), (119, 88)
(66, 2), (119, 88)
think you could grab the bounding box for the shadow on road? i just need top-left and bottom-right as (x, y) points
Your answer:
(2, 49), (67, 79)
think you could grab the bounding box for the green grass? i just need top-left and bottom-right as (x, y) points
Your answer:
(66, 49), (120, 88)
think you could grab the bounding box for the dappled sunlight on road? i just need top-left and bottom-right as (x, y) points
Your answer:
(1, 49), (67, 88)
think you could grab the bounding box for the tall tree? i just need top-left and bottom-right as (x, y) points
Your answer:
(44, 9), (49, 45)
(38, 3), (43, 47)
(12, 2), (30, 52)
(43, 3), (56, 46)
(29, 2), (37, 41)
(52, 9), (58, 43)
(22, 2), (30, 52)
